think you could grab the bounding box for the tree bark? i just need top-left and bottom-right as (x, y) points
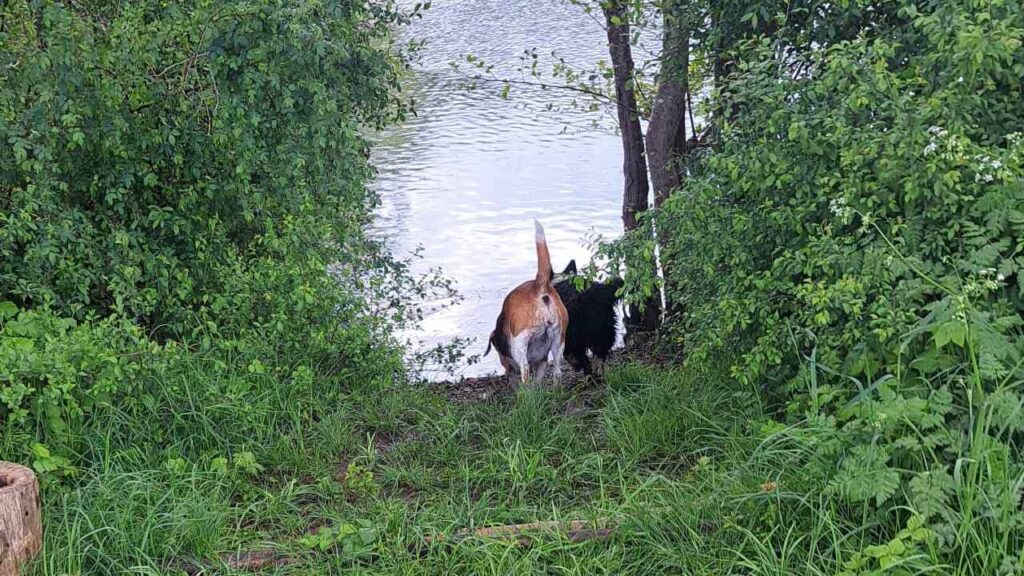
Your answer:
(644, 0), (690, 323)
(645, 2), (689, 212)
(603, 0), (661, 331)
(603, 0), (649, 232)
(0, 462), (42, 576)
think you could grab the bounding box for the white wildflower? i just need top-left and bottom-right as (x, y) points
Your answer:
(924, 141), (938, 155)
(829, 197), (846, 215)
(997, 273), (1006, 282)
(829, 197), (854, 222)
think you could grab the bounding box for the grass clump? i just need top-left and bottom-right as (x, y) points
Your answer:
(21, 357), (759, 574)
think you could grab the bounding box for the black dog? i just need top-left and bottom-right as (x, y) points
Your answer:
(552, 260), (624, 376)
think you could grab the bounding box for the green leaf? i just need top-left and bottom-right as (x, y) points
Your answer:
(909, 468), (954, 518)
(932, 320), (966, 349)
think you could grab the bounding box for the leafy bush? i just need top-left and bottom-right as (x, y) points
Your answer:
(659, 2), (1024, 384)
(0, 0), (450, 469)
(602, 0), (1024, 573)
(0, 304), (155, 464)
(1, 0), (408, 333)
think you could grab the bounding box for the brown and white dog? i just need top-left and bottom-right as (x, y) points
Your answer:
(484, 221), (569, 385)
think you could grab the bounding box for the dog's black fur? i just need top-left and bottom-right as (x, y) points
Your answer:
(552, 260), (624, 376)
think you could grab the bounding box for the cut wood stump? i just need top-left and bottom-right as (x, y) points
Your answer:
(0, 462), (42, 576)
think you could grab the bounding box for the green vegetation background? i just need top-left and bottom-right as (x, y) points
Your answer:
(2, 1), (1023, 574)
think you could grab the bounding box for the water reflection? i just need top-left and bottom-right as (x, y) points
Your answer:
(371, 0), (625, 379)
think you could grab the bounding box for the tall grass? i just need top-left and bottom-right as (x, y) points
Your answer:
(21, 322), (1022, 575)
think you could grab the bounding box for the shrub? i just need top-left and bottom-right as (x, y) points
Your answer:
(659, 2), (1024, 385)
(603, 0), (1024, 572)
(0, 0), (409, 333)
(0, 1), (445, 467)
(0, 304), (155, 467)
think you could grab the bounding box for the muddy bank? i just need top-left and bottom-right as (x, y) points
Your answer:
(426, 331), (672, 404)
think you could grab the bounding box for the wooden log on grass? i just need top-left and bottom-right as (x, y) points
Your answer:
(418, 517), (617, 549)
(0, 462), (43, 576)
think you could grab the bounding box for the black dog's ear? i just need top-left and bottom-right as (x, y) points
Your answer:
(562, 259), (577, 275)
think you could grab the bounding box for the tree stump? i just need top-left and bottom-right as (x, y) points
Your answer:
(0, 462), (42, 576)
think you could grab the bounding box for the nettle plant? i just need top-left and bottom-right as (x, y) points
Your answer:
(0, 303), (158, 471)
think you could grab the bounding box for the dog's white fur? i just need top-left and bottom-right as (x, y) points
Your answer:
(485, 221), (568, 385)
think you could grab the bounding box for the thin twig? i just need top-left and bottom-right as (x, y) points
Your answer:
(460, 73), (646, 118)
(686, 83), (696, 140)
(462, 72), (617, 105)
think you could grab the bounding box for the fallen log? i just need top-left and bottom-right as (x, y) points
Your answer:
(0, 462), (43, 576)
(176, 549), (291, 575)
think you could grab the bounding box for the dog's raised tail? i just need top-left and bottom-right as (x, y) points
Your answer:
(534, 220), (553, 285)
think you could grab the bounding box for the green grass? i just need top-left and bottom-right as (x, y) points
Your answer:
(31, 358), (821, 575)
(36, 353), (1005, 575)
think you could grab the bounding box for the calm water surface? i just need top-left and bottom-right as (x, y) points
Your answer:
(370, 0), (626, 379)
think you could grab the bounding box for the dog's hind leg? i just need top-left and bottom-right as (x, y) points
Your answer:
(511, 332), (531, 386)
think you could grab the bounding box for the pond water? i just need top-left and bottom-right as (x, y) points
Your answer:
(370, 0), (628, 380)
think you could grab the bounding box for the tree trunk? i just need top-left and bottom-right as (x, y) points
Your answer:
(645, 2), (689, 211)
(603, 0), (649, 232)
(0, 462), (42, 576)
(644, 0), (690, 324)
(603, 0), (660, 331)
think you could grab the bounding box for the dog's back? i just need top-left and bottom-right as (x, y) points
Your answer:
(554, 264), (623, 374)
(576, 277), (623, 359)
